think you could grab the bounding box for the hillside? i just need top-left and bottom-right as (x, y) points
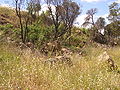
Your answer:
(0, 1), (120, 89)
(0, 7), (18, 26)
(0, 42), (120, 89)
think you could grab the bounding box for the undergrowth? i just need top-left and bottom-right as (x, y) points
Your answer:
(0, 42), (120, 90)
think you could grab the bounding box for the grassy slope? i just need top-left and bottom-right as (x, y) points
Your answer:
(0, 6), (120, 90)
(0, 7), (18, 26)
(0, 42), (120, 90)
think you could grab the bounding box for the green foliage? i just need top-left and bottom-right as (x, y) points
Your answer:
(13, 28), (21, 35)
(95, 17), (106, 29)
(64, 27), (89, 48)
(27, 1), (41, 15)
(103, 2), (120, 45)
(0, 24), (13, 31)
(70, 35), (88, 48)
(105, 21), (120, 37)
(108, 2), (120, 22)
(81, 28), (90, 35)
(104, 21), (120, 45)
(37, 12), (53, 26)
(0, 24), (13, 36)
(28, 25), (54, 44)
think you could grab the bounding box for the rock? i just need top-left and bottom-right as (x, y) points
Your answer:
(41, 40), (61, 55)
(98, 51), (110, 62)
(44, 58), (57, 67)
(26, 42), (34, 49)
(107, 58), (117, 71)
(98, 51), (119, 72)
(61, 48), (73, 56)
(56, 56), (73, 66)
(43, 55), (73, 67)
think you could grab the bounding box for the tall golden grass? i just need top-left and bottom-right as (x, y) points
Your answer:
(0, 42), (120, 90)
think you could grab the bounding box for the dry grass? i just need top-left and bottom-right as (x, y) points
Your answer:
(0, 7), (18, 25)
(0, 42), (120, 90)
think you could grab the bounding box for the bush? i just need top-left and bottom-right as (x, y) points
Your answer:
(64, 27), (89, 48)
(28, 25), (54, 45)
(0, 24), (13, 32)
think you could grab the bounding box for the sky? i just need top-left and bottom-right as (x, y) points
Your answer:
(0, 0), (120, 27)
(74, 0), (120, 26)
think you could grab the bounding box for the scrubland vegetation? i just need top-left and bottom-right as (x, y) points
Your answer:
(0, 0), (120, 89)
(0, 42), (120, 90)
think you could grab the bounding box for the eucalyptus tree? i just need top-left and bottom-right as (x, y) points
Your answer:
(95, 17), (105, 30)
(15, 0), (25, 43)
(82, 8), (98, 41)
(107, 2), (120, 22)
(82, 8), (97, 27)
(14, 0), (41, 43)
(44, 0), (63, 39)
(27, 0), (41, 17)
(60, 0), (81, 37)
(105, 2), (120, 45)
(45, 0), (81, 40)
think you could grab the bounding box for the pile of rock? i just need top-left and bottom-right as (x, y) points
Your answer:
(98, 51), (118, 71)
(61, 48), (73, 56)
(40, 41), (61, 55)
(43, 55), (73, 67)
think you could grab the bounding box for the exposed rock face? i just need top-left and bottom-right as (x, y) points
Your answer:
(98, 51), (110, 61)
(40, 40), (61, 55)
(26, 42), (34, 49)
(98, 51), (119, 71)
(43, 56), (73, 67)
(107, 58), (118, 71)
(61, 48), (73, 56)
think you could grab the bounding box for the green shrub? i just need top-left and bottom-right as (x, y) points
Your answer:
(64, 27), (89, 48)
(0, 24), (13, 32)
(28, 25), (54, 45)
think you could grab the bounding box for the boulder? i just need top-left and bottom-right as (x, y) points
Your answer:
(98, 51), (119, 71)
(43, 55), (73, 67)
(61, 48), (73, 56)
(98, 51), (110, 62)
